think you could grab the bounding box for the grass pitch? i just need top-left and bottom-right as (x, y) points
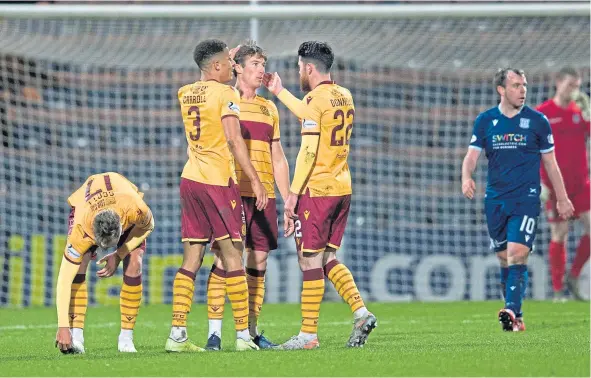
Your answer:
(0, 301), (588, 376)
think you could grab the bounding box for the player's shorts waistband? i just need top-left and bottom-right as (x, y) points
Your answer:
(180, 177), (236, 188)
(484, 197), (540, 206)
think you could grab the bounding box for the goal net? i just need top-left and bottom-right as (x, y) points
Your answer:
(1, 4), (589, 307)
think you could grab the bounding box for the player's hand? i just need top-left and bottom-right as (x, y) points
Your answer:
(556, 198), (574, 220)
(229, 45), (241, 61)
(263, 72), (284, 96)
(283, 213), (295, 237)
(284, 192), (299, 220)
(540, 183), (551, 203)
(96, 251), (122, 278)
(573, 90), (590, 121)
(229, 44), (241, 68)
(462, 178), (476, 199)
(55, 327), (73, 354)
(251, 180), (268, 211)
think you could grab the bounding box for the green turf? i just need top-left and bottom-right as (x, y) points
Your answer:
(0, 301), (588, 376)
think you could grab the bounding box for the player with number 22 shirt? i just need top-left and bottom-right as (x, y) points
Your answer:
(264, 41), (377, 350)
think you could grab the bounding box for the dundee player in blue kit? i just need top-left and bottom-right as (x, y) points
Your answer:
(461, 68), (574, 332)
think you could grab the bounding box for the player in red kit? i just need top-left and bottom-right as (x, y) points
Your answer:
(538, 67), (590, 301)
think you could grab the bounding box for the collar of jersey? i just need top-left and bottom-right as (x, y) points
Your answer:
(496, 104), (524, 119)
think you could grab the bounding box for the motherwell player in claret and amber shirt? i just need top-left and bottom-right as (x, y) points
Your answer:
(537, 67), (590, 301)
(166, 39), (267, 353)
(54, 172), (154, 354)
(264, 41), (377, 350)
(203, 41), (292, 351)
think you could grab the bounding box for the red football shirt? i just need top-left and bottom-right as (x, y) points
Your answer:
(537, 99), (590, 195)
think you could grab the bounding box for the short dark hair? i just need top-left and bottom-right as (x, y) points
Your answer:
(298, 41), (334, 74)
(494, 68), (525, 88)
(193, 39), (228, 70)
(93, 209), (120, 246)
(557, 66), (580, 80)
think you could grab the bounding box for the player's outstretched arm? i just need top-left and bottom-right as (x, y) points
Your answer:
(55, 255), (80, 352)
(461, 147), (481, 199)
(263, 72), (315, 120)
(541, 151), (574, 219)
(222, 115), (268, 210)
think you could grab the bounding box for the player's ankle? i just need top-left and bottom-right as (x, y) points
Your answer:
(297, 331), (317, 341)
(208, 319), (222, 338)
(353, 307), (369, 319)
(169, 326), (188, 342)
(248, 322), (258, 338)
(236, 329), (251, 341)
(71, 327), (84, 341)
(119, 329), (133, 339)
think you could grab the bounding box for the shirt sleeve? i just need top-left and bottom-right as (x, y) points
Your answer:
(269, 101), (280, 141)
(468, 113), (486, 151)
(538, 114), (555, 153)
(220, 87), (241, 120)
(127, 193), (153, 229)
(276, 89), (322, 134)
(65, 223), (95, 265)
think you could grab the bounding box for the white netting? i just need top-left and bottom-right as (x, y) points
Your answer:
(1, 7), (589, 307)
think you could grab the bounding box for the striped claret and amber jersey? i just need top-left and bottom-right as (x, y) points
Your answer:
(235, 95), (280, 198)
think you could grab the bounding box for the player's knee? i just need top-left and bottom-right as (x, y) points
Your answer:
(323, 250), (337, 266)
(246, 249), (268, 269)
(130, 246), (145, 259)
(181, 241), (206, 271)
(125, 250), (143, 276)
(507, 246), (529, 265)
(215, 242), (244, 271)
(496, 251), (508, 267)
(299, 252), (323, 271)
(232, 241), (245, 254)
(510, 256), (528, 265)
(211, 250), (224, 269)
(125, 262), (142, 277)
(550, 223), (569, 242)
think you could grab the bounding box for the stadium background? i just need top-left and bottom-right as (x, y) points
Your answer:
(0, 1), (589, 308)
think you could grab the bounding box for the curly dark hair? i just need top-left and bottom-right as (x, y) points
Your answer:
(193, 39), (228, 70)
(298, 41), (334, 74)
